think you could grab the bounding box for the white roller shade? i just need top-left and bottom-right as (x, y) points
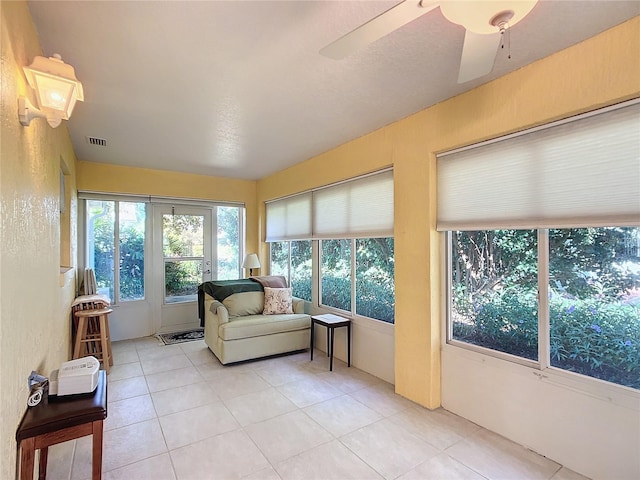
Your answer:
(437, 101), (640, 231)
(265, 192), (312, 241)
(313, 170), (393, 239)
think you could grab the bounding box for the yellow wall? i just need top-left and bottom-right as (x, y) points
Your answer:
(1, 11), (638, 480)
(77, 161), (259, 255)
(258, 17), (640, 408)
(0, 1), (79, 477)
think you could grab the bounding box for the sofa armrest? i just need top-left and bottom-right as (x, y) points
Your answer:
(208, 299), (229, 324)
(292, 296), (307, 314)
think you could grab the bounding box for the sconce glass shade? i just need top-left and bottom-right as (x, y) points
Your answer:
(242, 254), (261, 270)
(20, 54), (84, 127)
(440, 1), (538, 34)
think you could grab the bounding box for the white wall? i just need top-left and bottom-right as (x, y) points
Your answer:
(310, 308), (395, 384)
(442, 345), (640, 480)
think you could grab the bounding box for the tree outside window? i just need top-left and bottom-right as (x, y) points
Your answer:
(270, 241), (288, 278)
(291, 241), (312, 301)
(87, 200), (145, 302)
(549, 228), (640, 388)
(451, 230), (538, 360)
(356, 238), (394, 323)
(269, 238), (395, 323)
(217, 206), (240, 280)
(320, 238), (395, 324)
(269, 241), (312, 301)
(321, 239), (352, 312)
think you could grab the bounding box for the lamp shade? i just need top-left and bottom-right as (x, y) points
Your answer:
(242, 254), (261, 270)
(23, 54), (84, 126)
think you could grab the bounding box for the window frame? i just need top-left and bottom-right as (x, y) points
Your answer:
(444, 229), (640, 397)
(268, 240), (313, 302)
(80, 194), (245, 305)
(82, 198), (149, 305)
(214, 204), (244, 280)
(318, 237), (395, 325)
(270, 238), (396, 325)
(318, 238), (354, 315)
(439, 100), (640, 399)
(270, 240), (292, 284)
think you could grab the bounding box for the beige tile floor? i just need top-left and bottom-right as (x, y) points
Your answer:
(45, 337), (590, 480)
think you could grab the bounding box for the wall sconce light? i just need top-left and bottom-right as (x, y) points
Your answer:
(18, 53), (84, 128)
(242, 254), (261, 277)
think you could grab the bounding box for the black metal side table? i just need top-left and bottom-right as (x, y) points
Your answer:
(310, 314), (351, 371)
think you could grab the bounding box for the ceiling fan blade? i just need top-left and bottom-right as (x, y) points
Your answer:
(457, 30), (501, 84)
(320, 1), (439, 60)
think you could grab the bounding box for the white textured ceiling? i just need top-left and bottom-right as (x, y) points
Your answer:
(28, 1), (639, 180)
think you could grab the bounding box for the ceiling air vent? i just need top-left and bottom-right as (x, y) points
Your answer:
(87, 136), (107, 147)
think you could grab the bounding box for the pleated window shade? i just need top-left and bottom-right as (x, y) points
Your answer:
(313, 170), (393, 239)
(265, 192), (312, 242)
(437, 101), (640, 231)
(265, 170), (393, 241)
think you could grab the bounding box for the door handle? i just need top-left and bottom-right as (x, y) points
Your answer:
(204, 270), (211, 275)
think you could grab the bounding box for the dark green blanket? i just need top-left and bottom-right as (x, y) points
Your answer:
(200, 279), (263, 301)
(198, 279), (262, 326)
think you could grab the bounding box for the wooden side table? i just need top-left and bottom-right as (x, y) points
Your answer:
(16, 371), (108, 480)
(310, 314), (351, 371)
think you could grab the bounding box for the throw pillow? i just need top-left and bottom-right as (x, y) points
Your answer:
(263, 287), (294, 315)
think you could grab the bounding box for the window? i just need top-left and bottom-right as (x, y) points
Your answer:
(84, 195), (244, 305)
(291, 240), (312, 301)
(549, 228), (640, 388)
(270, 241), (288, 278)
(266, 170), (395, 324)
(440, 101), (640, 390)
(321, 239), (352, 311)
(269, 240), (312, 301)
(451, 230), (538, 360)
(162, 212), (204, 303)
(356, 238), (395, 323)
(87, 200), (146, 302)
(217, 206), (240, 280)
(449, 228), (640, 389)
(319, 238), (395, 323)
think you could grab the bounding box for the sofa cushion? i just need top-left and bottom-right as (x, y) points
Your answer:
(263, 287), (293, 315)
(219, 314), (310, 341)
(222, 291), (264, 318)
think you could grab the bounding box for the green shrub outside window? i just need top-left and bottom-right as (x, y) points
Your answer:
(270, 238), (395, 323)
(450, 227), (640, 390)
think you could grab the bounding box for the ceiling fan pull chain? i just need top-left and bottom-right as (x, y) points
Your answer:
(498, 23), (512, 60)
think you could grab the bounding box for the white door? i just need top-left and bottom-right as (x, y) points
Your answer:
(153, 205), (214, 333)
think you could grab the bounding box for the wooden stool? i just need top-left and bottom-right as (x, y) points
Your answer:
(73, 308), (113, 373)
(16, 371), (107, 480)
(71, 297), (110, 358)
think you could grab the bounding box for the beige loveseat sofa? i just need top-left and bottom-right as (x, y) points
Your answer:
(199, 279), (311, 364)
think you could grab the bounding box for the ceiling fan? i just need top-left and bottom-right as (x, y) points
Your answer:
(320, 0), (539, 84)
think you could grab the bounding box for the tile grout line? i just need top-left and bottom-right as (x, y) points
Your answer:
(58, 338), (585, 479)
